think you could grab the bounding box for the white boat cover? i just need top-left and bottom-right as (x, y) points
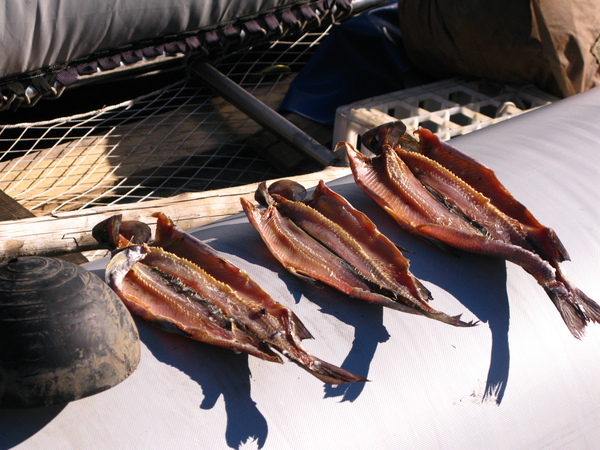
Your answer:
(2, 86), (599, 449)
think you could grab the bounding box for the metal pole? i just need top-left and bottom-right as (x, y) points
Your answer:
(191, 60), (339, 167)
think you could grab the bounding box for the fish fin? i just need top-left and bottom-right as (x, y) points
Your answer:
(351, 288), (477, 327)
(545, 272), (600, 339)
(412, 224), (463, 256)
(291, 356), (368, 385)
(411, 276), (433, 302)
(229, 322), (284, 363)
(394, 242), (413, 254)
(378, 204), (456, 255)
(550, 229), (570, 262)
(290, 313), (314, 340)
(422, 220), (600, 337)
(350, 287), (412, 310)
(371, 258), (433, 302)
(148, 318), (194, 337)
(424, 312), (479, 328)
(526, 226), (571, 263)
(286, 267), (323, 287)
(105, 245), (148, 287)
(393, 301), (479, 328)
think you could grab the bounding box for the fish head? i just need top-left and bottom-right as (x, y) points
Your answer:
(362, 121), (423, 154)
(361, 121), (407, 154)
(254, 180), (308, 207)
(92, 214), (123, 250)
(267, 179), (307, 202)
(105, 244), (149, 289)
(93, 214), (152, 250)
(254, 181), (272, 207)
(118, 220), (152, 245)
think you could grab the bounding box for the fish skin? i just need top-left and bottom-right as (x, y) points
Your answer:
(396, 147), (531, 249)
(414, 127), (571, 265)
(348, 129), (600, 338)
(345, 143), (542, 273)
(345, 142), (478, 239)
(242, 187), (476, 327)
(272, 193), (412, 298)
(101, 215), (366, 384)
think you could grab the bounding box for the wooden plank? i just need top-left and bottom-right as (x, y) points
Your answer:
(0, 166), (351, 261)
(0, 188), (89, 264)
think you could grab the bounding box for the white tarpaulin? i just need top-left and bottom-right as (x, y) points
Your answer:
(3, 86), (599, 449)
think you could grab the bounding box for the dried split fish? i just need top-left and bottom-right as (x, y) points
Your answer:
(94, 213), (365, 385)
(347, 121), (600, 338)
(242, 180), (475, 327)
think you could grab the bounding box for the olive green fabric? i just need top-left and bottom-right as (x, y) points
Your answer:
(397, 0), (600, 97)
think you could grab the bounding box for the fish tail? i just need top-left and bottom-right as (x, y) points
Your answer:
(427, 311), (479, 328)
(405, 301), (478, 328)
(545, 273), (600, 339)
(289, 312), (314, 340)
(291, 355), (368, 385)
(351, 287), (477, 328)
(387, 295), (479, 328)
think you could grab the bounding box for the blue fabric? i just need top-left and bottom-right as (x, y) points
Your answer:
(279, 1), (429, 125)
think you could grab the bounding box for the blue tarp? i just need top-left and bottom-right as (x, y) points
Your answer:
(279, 1), (430, 125)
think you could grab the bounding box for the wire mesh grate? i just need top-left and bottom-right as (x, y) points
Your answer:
(0, 25), (335, 215)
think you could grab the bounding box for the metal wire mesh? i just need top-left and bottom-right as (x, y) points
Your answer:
(0, 25), (334, 215)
